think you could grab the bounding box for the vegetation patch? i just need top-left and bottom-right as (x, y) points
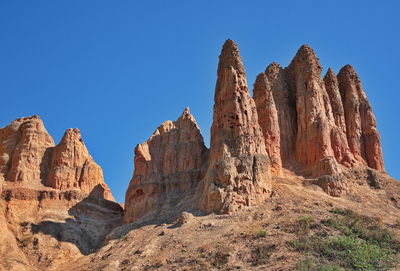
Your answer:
(288, 208), (400, 270)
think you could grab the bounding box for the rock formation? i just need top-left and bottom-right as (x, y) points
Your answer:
(124, 107), (207, 223)
(46, 128), (113, 200)
(0, 116), (115, 200)
(337, 65), (384, 171)
(253, 72), (282, 175)
(256, 45), (384, 177)
(198, 39), (271, 213)
(264, 63), (297, 167)
(0, 116), (54, 184)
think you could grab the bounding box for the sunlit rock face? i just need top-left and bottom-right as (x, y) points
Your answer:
(197, 39), (271, 214)
(46, 128), (113, 200)
(0, 116), (54, 184)
(124, 108), (208, 223)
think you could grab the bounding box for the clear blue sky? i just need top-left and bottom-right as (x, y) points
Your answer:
(1, 1), (399, 203)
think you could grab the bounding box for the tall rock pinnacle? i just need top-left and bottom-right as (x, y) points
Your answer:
(324, 68), (355, 167)
(286, 45), (336, 174)
(253, 72), (282, 175)
(124, 107), (207, 223)
(337, 65), (384, 171)
(198, 39), (271, 213)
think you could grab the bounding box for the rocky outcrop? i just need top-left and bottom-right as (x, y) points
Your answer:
(0, 117), (115, 200)
(337, 65), (384, 171)
(198, 39), (271, 213)
(256, 45), (384, 179)
(46, 128), (113, 200)
(124, 108), (207, 223)
(0, 116), (54, 184)
(253, 72), (282, 175)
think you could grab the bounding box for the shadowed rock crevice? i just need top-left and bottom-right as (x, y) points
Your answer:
(30, 184), (123, 255)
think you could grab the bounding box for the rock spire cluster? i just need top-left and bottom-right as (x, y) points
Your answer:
(124, 39), (385, 223)
(0, 116), (114, 200)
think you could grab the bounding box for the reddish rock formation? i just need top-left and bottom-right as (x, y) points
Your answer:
(256, 45), (384, 193)
(47, 128), (113, 200)
(0, 116), (54, 184)
(323, 68), (355, 167)
(124, 107), (207, 223)
(264, 63), (297, 166)
(337, 65), (384, 171)
(198, 39), (271, 214)
(253, 72), (282, 175)
(286, 45), (336, 175)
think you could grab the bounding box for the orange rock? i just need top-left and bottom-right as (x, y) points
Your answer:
(47, 128), (114, 200)
(337, 65), (384, 171)
(198, 39), (271, 214)
(0, 115), (54, 183)
(124, 107), (207, 223)
(253, 72), (282, 175)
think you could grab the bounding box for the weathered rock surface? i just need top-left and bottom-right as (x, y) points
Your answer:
(198, 39), (271, 213)
(46, 128), (113, 200)
(286, 45), (337, 175)
(257, 45), (384, 180)
(264, 63), (297, 167)
(124, 107), (207, 223)
(253, 72), (282, 175)
(0, 116), (54, 184)
(337, 65), (384, 171)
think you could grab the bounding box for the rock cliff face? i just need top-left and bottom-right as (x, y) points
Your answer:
(124, 108), (207, 223)
(46, 128), (113, 200)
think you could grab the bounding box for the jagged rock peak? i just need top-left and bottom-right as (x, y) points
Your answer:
(289, 44), (322, 74)
(124, 108), (207, 223)
(47, 128), (114, 200)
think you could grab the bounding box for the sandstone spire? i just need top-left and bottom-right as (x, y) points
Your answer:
(47, 128), (114, 200)
(286, 45), (336, 174)
(323, 68), (355, 167)
(264, 63), (297, 165)
(0, 116), (54, 183)
(124, 107), (207, 223)
(253, 72), (282, 175)
(198, 39), (271, 213)
(337, 65), (384, 171)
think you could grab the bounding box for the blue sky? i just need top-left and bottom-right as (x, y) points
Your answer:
(0, 1), (399, 203)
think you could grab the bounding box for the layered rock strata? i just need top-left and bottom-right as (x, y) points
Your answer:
(124, 108), (207, 223)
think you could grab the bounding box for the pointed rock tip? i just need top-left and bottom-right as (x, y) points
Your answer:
(324, 68), (336, 79)
(265, 62), (282, 73)
(293, 44), (319, 62)
(218, 39), (245, 75)
(222, 39), (238, 50)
